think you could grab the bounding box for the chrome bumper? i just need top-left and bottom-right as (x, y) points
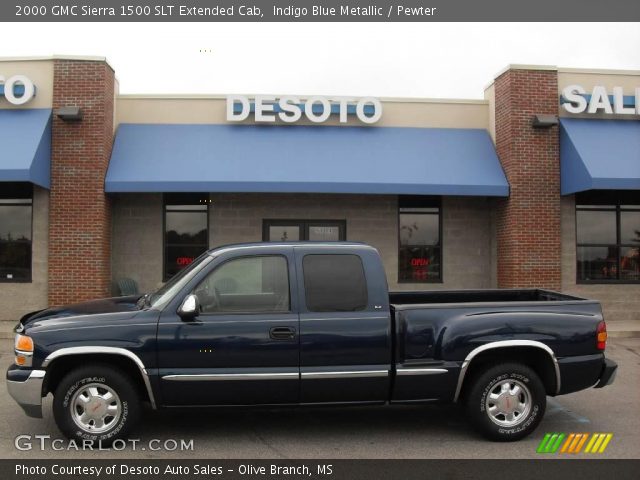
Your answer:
(6, 369), (45, 418)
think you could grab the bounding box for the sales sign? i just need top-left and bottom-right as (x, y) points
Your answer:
(561, 85), (639, 115)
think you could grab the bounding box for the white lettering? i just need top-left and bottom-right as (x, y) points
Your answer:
(226, 95), (250, 121)
(254, 95), (276, 122)
(278, 96), (302, 123)
(588, 86), (613, 114)
(335, 97), (354, 123)
(357, 97), (383, 124)
(612, 86), (635, 115)
(0, 75), (36, 105)
(226, 95), (382, 123)
(305, 96), (332, 123)
(562, 84), (639, 116)
(561, 84), (588, 114)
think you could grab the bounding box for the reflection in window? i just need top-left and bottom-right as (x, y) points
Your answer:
(164, 194), (209, 280)
(264, 221), (345, 242)
(268, 225), (300, 242)
(398, 197), (441, 283)
(0, 184), (32, 282)
(576, 191), (640, 283)
(195, 256), (290, 313)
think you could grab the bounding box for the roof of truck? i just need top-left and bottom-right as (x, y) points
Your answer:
(208, 241), (375, 255)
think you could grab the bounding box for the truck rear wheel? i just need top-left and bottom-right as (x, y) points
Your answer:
(53, 364), (140, 445)
(465, 362), (546, 441)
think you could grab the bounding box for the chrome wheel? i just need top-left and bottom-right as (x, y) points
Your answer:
(70, 383), (122, 434)
(485, 379), (531, 427)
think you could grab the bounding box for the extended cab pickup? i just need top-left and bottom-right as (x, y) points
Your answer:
(7, 242), (617, 443)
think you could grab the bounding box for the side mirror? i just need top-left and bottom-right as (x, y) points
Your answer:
(178, 294), (200, 320)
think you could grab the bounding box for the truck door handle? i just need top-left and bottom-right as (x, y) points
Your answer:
(269, 327), (296, 340)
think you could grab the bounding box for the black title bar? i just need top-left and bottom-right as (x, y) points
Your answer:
(3, 459), (640, 480)
(4, 0), (640, 22)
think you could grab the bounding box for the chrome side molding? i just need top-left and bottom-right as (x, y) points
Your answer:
(163, 372), (298, 381)
(163, 370), (390, 381)
(396, 368), (448, 376)
(301, 370), (388, 379)
(42, 346), (157, 409)
(453, 340), (561, 402)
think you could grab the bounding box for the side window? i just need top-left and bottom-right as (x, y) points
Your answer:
(303, 254), (367, 312)
(195, 256), (290, 314)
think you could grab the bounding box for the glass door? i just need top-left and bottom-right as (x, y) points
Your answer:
(264, 220), (346, 242)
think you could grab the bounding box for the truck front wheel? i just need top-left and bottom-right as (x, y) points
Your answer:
(465, 363), (546, 441)
(53, 364), (140, 445)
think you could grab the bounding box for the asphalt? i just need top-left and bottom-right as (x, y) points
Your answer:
(0, 338), (638, 459)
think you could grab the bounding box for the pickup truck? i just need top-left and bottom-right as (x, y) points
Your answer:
(7, 242), (617, 443)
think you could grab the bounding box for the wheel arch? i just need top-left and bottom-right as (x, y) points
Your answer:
(41, 347), (156, 408)
(454, 340), (561, 402)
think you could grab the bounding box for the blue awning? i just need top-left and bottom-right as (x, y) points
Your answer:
(105, 124), (509, 196)
(560, 118), (640, 195)
(0, 109), (51, 189)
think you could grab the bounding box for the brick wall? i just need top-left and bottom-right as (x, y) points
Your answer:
(48, 60), (115, 306)
(494, 68), (562, 289)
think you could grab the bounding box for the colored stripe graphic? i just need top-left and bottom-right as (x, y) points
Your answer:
(536, 433), (565, 453)
(538, 433), (613, 454)
(585, 433), (613, 453)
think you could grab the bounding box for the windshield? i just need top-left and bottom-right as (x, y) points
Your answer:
(146, 251), (215, 310)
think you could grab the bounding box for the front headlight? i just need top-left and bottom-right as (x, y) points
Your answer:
(14, 334), (34, 367)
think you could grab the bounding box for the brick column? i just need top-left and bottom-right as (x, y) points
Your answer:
(494, 68), (561, 290)
(48, 59), (115, 306)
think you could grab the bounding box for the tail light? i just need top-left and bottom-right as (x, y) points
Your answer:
(596, 321), (608, 351)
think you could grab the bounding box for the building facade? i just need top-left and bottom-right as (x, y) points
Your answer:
(0, 57), (638, 331)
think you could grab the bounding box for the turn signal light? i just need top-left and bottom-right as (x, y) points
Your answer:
(14, 334), (34, 352)
(596, 321), (608, 351)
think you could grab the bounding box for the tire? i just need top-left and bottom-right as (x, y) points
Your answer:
(465, 362), (546, 442)
(53, 364), (140, 445)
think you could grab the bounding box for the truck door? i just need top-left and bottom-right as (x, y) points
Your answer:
(156, 249), (300, 406)
(295, 246), (392, 403)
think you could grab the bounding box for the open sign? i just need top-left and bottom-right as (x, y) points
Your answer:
(411, 258), (430, 267)
(176, 256), (194, 266)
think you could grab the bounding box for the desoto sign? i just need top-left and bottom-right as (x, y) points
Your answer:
(227, 95), (382, 124)
(561, 85), (640, 115)
(0, 75), (36, 105)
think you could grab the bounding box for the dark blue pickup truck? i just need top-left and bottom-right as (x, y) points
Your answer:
(7, 242), (617, 443)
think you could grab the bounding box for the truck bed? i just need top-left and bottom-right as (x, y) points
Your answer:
(389, 289), (585, 307)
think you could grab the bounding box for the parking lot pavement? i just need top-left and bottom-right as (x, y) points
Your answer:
(0, 338), (638, 459)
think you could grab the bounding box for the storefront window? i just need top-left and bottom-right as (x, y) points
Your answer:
(0, 183), (32, 282)
(398, 196), (441, 283)
(576, 191), (640, 283)
(263, 220), (346, 242)
(164, 193), (209, 280)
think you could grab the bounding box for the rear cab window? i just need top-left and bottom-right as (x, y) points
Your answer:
(302, 254), (368, 312)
